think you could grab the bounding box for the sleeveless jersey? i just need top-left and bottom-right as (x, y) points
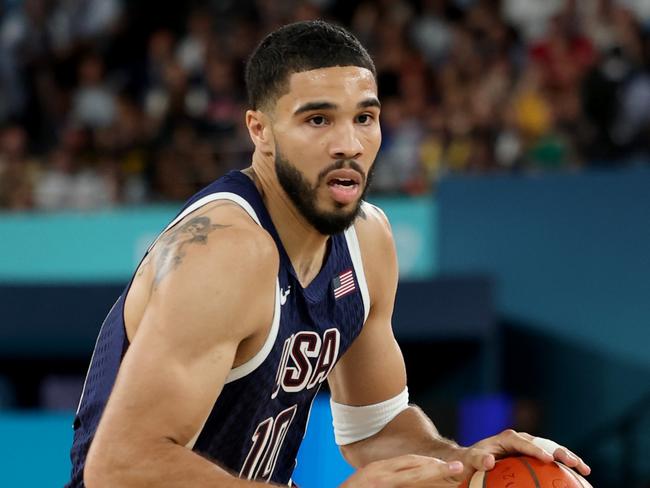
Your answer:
(67, 170), (370, 486)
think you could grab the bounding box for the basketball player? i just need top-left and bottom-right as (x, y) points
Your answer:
(67, 20), (591, 487)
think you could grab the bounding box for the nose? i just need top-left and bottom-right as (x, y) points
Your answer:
(328, 122), (363, 160)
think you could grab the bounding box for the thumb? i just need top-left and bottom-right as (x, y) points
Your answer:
(465, 449), (495, 471)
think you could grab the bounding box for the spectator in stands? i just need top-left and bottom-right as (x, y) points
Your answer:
(33, 138), (119, 211)
(70, 54), (117, 129)
(1, 0), (650, 211)
(176, 8), (212, 80)
(0, 124), (37, 209)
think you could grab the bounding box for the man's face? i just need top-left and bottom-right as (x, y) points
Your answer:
(269, 66), (381, 235)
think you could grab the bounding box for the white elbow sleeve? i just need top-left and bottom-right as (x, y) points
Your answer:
(330, 387), (410, 446)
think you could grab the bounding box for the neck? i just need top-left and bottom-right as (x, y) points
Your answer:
(244, 154), (330, 287)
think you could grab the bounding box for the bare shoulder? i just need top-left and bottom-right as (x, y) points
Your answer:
(354, 201), (396, 267)
(126, 199), (278, 344)
(352, 202), (398, 305)
(144, 199), (277, 286)
(354, 202), (392, 244)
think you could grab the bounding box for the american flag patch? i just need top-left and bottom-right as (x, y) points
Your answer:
(332, 269), (356, 299)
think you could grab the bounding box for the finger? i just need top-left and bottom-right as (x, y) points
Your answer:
(553, 448), (591, 476)
(392, 459), (464, 487)
(498, 429), (555, 462)
(382, 454), (445, 472)
(464, 448), (496, 471)
(532, 437), (591, 476)
(519, 432), (535, 441)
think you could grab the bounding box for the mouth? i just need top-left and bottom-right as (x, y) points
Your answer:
(325, 169), (363, 205)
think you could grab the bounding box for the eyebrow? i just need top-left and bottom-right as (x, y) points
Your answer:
(293, 98), (381, 116)
(358, 98), (381, 110)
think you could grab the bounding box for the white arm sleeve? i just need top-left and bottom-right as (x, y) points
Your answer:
(330, 387), (410, 446)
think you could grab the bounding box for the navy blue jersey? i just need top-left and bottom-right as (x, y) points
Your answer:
(67, 171), (370, 486)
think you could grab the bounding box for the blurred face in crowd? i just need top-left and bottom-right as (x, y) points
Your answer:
(265, 66), (382, 234)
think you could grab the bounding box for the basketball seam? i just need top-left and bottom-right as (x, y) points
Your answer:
(518, 457), (542, 488)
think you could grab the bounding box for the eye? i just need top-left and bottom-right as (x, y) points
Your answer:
(308, 115), (328, 126)
(356, 113), (374, 125)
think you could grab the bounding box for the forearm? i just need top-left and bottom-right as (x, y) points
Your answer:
(340, 406), (462, 468)
(85, 439), (280, 487)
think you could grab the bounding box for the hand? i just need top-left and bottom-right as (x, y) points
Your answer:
(452, 429), (591, 481)
(341, 454), (464, 487)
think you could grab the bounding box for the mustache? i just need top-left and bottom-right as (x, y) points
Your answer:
(316, 160), (365, 186)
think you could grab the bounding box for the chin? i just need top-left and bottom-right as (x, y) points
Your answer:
(323, 200), (357, 215)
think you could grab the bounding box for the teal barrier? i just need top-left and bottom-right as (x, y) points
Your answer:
(1, 411), (74, 486)
(373, 196), (437, 279)
(2, 396), (351, 487)
(0, 197), (437, 283)
(0, 206), (177, 283)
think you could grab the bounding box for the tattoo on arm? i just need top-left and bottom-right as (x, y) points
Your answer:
(136, 209), (232, 289)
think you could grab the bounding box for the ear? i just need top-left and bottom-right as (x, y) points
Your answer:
(246, 110), (274, 155)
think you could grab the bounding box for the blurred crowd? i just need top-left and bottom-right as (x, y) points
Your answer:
(1, 0), (650, 210)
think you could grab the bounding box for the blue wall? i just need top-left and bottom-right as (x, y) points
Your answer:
(438, 167), (650, 369)
(437, 167), (650, 444)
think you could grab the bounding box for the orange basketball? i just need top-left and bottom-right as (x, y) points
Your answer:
(459, 455), (593, 488)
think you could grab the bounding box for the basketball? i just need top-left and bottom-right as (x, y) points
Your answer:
(459, 455), (593, 488)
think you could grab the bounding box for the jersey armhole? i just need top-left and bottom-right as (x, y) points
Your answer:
(225, 279), (281, 383)
(176, 192), (281, 448)
(146, 192), (262, 253)
(184, 281), (280, 450)
(139, 191), (280, 384)
(161, 192), (280, 383)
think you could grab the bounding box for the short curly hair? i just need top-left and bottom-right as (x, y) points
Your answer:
(245, 20), (376, 110)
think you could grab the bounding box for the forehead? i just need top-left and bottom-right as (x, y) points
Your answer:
(276, 66), (378, 113)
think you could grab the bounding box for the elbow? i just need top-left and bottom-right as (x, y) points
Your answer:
(83, 452), (108, 488)
(84, 440), (132, 487)
(339, 441), (371, 468)
(84, 435), (178, 486)
(83, 465), (103, 488)
(339, 443), (357, 466)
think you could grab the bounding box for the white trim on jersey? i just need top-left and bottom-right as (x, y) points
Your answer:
(146, 192), (262, 253)
(173, 192), (281, 449)
(344, 217), (370, 323)
(149, 192), (279, 383)
(184, 279), (281, 450)
(225, 278), (281, 384)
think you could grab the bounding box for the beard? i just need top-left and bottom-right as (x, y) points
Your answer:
(275, 149), (373, 235)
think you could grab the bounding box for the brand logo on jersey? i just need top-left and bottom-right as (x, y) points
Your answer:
(271, 328), (340, 399)
(280, 286), (291, 305)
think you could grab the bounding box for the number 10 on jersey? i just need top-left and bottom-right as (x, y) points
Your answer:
(240, 404), (298, 481)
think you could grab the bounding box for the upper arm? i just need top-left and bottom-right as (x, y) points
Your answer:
(328, 204), (406, 406)
(88, 210), (278, 463)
